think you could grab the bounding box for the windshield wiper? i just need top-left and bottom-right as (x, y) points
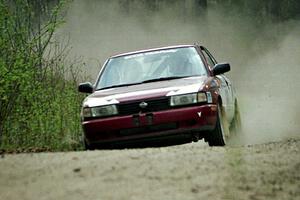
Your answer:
(142, 76), (189, 84)
(97, 82), (142, 90)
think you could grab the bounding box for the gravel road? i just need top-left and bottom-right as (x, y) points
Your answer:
(0, 139), (299, 200)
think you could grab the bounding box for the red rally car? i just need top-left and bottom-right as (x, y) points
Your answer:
(78, 44), (241, 149)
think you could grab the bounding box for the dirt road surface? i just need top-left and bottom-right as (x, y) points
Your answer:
(0, 139), (299, 200)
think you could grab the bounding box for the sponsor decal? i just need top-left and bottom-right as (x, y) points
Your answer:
(84, 98), (119, 107)
(123, 49), (177, 60)
(197, 112), (202, 117)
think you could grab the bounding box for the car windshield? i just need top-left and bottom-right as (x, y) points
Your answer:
(96, 47), (207, 90)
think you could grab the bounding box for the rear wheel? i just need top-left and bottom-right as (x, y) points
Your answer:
(207, 104), (230, 146)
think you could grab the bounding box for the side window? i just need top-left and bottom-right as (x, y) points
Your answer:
(201, 47), (217, 69)
(202, 51), (215, 68)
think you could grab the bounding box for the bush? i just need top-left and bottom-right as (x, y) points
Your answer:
(0, 0), (84, 151)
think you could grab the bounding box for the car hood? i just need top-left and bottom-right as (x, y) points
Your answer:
(83, 76), (208, 107)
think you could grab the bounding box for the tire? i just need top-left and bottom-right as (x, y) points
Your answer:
(82, 136), (95, 150)
(207, 104), (230, 146)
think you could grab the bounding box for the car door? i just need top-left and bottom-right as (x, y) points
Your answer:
(200, 47), (235, 121)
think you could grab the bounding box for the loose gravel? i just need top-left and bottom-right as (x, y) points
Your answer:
(0, 139), (299, 200)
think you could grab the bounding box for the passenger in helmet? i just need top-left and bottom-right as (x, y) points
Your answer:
(166, 50), (192, 76)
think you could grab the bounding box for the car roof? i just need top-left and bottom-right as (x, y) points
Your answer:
(110, 44), (199, 58)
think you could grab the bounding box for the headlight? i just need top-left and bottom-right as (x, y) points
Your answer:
(82, 105), (118, 118)
(170, 93), (207, 106)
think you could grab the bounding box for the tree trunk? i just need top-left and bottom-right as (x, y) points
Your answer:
(197, 0), (207, 9)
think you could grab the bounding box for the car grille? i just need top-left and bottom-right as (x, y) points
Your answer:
(117, 97), (170, 115)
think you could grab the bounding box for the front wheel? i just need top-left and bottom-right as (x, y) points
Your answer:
(82, 136), (95, 150)
(207, 104), (230, 146)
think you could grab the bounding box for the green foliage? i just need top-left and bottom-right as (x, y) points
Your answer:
(214, 0), (300, 22)
(0, 0), (84, 151)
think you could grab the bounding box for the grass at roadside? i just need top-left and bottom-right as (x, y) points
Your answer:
(0, 1), (85, 152)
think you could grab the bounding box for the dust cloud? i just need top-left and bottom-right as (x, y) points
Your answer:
(58, 0), (300, 145)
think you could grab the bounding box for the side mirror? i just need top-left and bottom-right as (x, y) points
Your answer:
(212, 63), (230, 75)
(78, 82), (94, 93)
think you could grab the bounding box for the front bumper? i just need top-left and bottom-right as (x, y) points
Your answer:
(82, 104), (217, 145)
